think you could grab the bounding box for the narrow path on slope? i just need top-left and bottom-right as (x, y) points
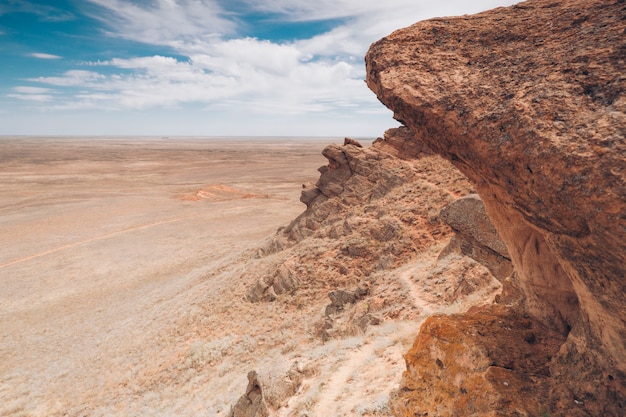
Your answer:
(311, 342), (379, 416)
(398, 261), (436, 316)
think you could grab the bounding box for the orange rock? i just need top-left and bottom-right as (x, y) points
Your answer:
(367, 0), (625, 414)
(391, 305), (565, 417)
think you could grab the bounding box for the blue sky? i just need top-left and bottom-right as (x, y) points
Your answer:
(0, 0), (519, 136)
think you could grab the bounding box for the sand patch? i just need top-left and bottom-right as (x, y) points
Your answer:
(177, 183), (267, 201)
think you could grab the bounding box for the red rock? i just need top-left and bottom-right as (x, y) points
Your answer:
(366, 0), (625, 414)
(373, 126), (433, 159)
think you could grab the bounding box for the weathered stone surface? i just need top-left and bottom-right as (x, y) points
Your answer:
(440, 194), (509, 258)
(229, 371), (269, 417)
(254, 141), (471, 277)
(366, 0), (625, 415)
(373, 126), (433, 160)
(439, 194), (515, 286)
(343, 137), (364, 148)
(246, 263), (300, 303)
(390, 305), (566, 417)
(229, 363), (303, 417)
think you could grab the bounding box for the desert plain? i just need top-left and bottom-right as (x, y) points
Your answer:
(0, 136), (499, 416)
(0, 137), (332, 415)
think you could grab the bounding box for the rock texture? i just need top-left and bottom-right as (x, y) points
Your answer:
(229, 371), (269, 417)
(440, 194), (509, 259)
(391, 305), (567, 417)
(247, 136), (475, 309)
(373, 126), (433, 160)
(439, 194), (518, 301)
(366, 0), (625, 415)
(229, 363), (304, 417)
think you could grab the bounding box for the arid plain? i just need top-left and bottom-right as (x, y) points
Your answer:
(0, 136), (500, 416)
(0, 137), (333, 415)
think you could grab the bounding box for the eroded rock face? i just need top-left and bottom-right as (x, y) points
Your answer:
(248, 138), (474, 306)
(390, 305), (567, 417)
(229, 371), (269, 417)
(440, 194), (509, 259)
(373, 126), (433, 160)
(229, 364), (303, 417)
(439, 194), (518, 301)
(366, 0), (625, 414)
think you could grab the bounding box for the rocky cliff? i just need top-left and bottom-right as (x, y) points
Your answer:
(247, 135), (474, 308)
(366, 0), (625, 415)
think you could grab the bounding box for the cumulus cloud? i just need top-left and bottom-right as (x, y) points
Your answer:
(34, 49), (371, 114)
(22, 0), (519, 133)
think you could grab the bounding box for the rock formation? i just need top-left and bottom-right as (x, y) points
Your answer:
(439, 194), (520, 305)
(229, 371), (269, 417)
(236, 134), (514, 414)
(439, 194), (513, 280)
(366, 0), (625, 415)
(229, 363), (304, 417)
(373, 126), (433, 160)
(247, 135), (475, 310)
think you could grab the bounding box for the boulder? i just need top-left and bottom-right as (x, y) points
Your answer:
(373, 126), (433, 159)
(229, 371), (269, 417)
(439, 194), (515, 284)
(440, 194), (509, 258)
(229, 363), (304, 416)
(366, 0), (625, 414)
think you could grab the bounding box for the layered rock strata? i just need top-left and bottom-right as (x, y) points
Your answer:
(366, 0), (625, 415)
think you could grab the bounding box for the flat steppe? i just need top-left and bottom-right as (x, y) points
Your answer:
(0, 137), (333, 416)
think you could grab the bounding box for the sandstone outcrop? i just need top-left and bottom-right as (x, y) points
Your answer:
(229, 363), (303, 417)
(439, 194), (515, 285)
(248, 136), (475, 311)
(390, 305), (567, 417)
(373, 126), (433, 160)
(229, 371), (269, 417)
(366, 0), (625, 415)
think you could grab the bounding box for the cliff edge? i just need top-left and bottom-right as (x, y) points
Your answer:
(366, 0), (625, 415)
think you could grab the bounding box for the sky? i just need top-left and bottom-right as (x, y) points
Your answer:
(0, 0), (519, 137)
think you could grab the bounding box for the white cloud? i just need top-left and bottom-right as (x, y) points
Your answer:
(237, 0), (404, 21)
(30, 70), (106, 87)
(17, 0), (521, 135)
(33, 49), (374, 114)
(7, 93), (54, 102)
(84, 0), (235, 45)
(6, 86), (55, 102)
(30, 52), (62, 59)
(13, 86), (54, 94)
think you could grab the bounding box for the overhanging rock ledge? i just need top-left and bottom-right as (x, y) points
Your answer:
(365, 0), (625, 415)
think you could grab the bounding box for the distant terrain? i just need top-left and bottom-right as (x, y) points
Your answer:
(0, 136), (497, 416)
(0, 137), (327, 416)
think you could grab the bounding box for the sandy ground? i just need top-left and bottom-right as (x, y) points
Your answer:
(0, 137), (330, 416)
